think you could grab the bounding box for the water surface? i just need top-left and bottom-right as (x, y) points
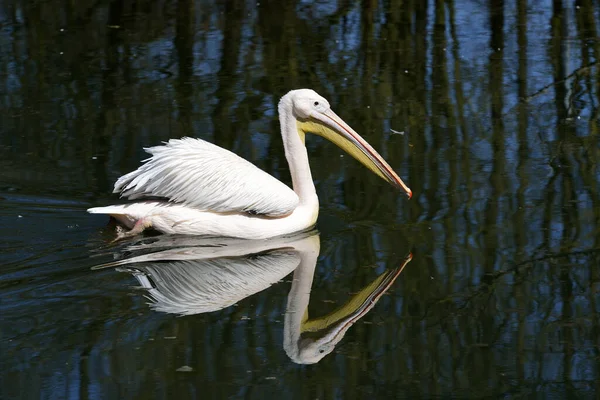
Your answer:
(1, 0), (600, 398)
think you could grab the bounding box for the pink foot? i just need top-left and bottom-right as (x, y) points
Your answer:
(113, 218), (152, 242)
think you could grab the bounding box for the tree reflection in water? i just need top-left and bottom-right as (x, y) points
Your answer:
(1, 0), (599, 398)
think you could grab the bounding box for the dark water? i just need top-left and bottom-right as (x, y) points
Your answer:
(1, 0), (600, 398)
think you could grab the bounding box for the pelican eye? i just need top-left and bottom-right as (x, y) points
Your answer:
(319, 349), (325, 354)
(314, 101), (319, 106)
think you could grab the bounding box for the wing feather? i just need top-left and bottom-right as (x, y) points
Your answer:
(114, 137), (299, 216)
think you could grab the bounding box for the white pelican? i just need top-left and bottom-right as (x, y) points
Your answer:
(88, 89), (411, 239)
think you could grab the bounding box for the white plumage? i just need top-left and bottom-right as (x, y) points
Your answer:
(88, 89), (411, 239)
(114, 137), (298, 217)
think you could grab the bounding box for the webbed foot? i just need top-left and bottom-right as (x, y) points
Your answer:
(112, 219), (152, 242)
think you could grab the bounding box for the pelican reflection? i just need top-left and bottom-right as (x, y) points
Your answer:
(285, 251), (412, 364)
(93, 232), (411, 364)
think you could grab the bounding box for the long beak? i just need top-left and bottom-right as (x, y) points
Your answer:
(297, 109), (412, 198)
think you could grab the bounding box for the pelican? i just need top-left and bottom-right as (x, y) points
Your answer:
(88, 89), (411, 239)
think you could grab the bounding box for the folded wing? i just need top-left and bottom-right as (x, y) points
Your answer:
(114, 137), (299, 217)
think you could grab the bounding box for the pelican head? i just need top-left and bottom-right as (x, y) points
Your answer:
(281, 89), (412, 198)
